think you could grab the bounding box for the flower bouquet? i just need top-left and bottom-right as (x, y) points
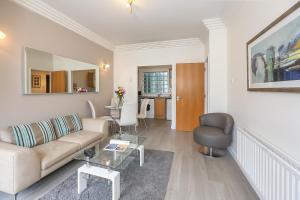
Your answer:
(114, 86), (126, 107)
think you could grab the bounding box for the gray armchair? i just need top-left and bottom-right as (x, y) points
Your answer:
(193, 113), (234, 157)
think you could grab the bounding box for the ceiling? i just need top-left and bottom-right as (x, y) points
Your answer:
(40, 0), (227, 45)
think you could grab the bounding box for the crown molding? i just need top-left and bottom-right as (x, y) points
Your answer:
(115, 38), (203, 52)
(202, 18), (226, 31)
(12, 0), (115, 51)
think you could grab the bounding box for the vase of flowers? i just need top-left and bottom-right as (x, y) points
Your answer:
(115, 86), (126, 107)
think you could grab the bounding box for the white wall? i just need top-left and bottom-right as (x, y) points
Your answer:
(223, 0), (300, 161)
(207, 26), (228, 113)
(114, 39), (206, 129)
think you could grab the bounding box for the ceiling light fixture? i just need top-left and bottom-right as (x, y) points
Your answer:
(126, 0), (135, 14)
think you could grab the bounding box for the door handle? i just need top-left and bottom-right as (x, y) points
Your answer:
(176, 96), (181, 101)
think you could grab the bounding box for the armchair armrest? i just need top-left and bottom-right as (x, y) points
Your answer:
(81, 118), (109, 137)
(0, 142), (41, 195)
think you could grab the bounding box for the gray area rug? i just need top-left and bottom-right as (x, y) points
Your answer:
(39, 150), (174, 200)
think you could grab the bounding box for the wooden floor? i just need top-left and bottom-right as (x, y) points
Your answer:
(0, 120), (258, 200)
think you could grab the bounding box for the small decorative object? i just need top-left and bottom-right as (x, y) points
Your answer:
(77, 87), (88, 93)
(84, 147), (95, 159)
(247, 2), (300, 92)
(32, 75), (41, 88)
(114, 86), (126, 107)
(106, 160), (111, 173)
(84, 147), (95, 168)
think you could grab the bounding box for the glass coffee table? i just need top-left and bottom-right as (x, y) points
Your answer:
(74, 134), (146, 200)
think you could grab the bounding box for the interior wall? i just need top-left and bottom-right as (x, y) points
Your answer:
(114, 44), (205, 129)
(207, 27), (228, 113)
(0, 0), (113, 129)
(223, 0), (300, 161)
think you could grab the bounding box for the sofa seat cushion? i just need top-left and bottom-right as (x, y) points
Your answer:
(57, 131), (103, 148)
(33, 141), (80, 170)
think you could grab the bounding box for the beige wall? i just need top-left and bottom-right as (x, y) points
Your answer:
(223, 0), (300, 161)
(0, 1), (113, 128)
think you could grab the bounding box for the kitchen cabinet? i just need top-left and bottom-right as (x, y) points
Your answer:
(155, 98), (166, 119)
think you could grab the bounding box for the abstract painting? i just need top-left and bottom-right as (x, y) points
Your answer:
(247, 2), (300, 91)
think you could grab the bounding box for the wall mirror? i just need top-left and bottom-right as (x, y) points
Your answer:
(24, 47), (100, 94)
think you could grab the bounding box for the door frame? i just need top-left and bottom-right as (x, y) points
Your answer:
(135, 61), (208, 130)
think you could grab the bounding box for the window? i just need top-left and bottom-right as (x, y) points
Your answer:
(143, 72), (169, 94)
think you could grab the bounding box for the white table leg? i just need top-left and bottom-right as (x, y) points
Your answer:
(77, 164), (120, 200)
(137, 145), (144, 167)
(78, 171), (87, 194)
(112, 173), (120, 200)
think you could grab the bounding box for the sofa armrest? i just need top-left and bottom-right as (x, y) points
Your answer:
(0, 142), (41, 195)
(82, 118), (109, 137)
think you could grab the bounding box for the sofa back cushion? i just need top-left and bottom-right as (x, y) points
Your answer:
(0, 128), (14, 144)
(52, 114), (82, 138)
(10, 120), (56, 148)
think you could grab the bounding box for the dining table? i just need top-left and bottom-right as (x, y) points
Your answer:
(104, 105), (122, 134)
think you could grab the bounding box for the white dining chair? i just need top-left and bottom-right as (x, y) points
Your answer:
(137, 99), (150, 128)
(115, 103), (137, 134)
(87, 100), (113, 121)
(110, 96), (120, 119)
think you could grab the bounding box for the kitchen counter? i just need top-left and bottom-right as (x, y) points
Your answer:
(138, 95), (172, 99)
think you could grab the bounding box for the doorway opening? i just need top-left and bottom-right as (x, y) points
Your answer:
(137, 65), (173, 126)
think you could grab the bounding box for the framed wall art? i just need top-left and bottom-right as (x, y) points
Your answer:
(247, 2), (300, 92)
(32, 75), (41, 88)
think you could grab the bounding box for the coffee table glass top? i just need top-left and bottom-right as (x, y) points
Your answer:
(74, 134), (146, 169)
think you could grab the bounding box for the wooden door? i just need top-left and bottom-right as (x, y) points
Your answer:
(51, 71), (67, 93)
(176, 63), (205, 131)
(154, 98), (166, 119)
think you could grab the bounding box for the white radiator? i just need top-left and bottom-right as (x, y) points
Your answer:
(236, 128), (300, 200)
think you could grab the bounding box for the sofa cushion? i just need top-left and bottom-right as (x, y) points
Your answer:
(9, 120), (56, 148)
(33, 141), (80, 170)
(52, 114), (83, 138)
(57, 130), (103, 148)
(0, 128), (15, 144)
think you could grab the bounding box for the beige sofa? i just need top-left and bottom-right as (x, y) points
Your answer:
(0, 118), (109, 195)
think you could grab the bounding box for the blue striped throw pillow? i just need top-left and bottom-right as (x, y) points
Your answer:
(11, 120), (56, 148)
(37, 120), (56, 143)
(52, 114), (83, 137)
(70, 114), (83, 132)
(52, 116), (71, 137)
